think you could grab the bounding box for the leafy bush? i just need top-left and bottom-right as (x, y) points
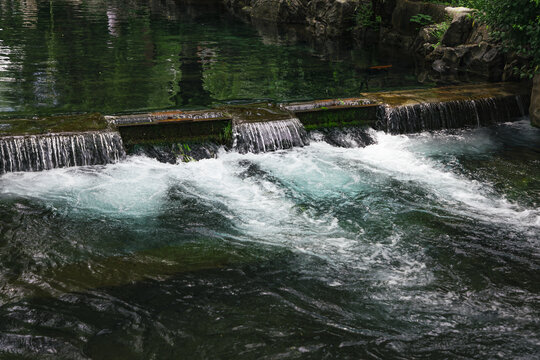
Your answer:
(355, 2), (382, 29)
(413, 0), (539, 76)
(466, 0), (540, 77)
(429, 21), (451, 48)
(410, 14), (434, 27)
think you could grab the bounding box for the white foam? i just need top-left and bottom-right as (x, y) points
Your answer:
(335, 130), (540, 230)
(1, 127), (538, 288)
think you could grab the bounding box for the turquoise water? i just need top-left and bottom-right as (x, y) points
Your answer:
(0, 120), (539, 358)
(0, 0), (420, 116)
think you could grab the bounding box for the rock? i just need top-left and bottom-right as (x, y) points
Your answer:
(306, 0), (357, 37)
(432, 59), (448, 73)
(391, 0), (447, 35)
(441, 13), (473, 47)
(531, 74), (540, 127)
(379, 26), (414, 51)
(416, 24), (439, 45)
(372, 0), (397, 26)
(444, 6), (474, 20)
(416, 40), (505, 84)
(250, 0), (307, 24)
(467, 23), (490, 45)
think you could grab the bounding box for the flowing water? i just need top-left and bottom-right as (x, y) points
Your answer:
(0, 0), (539, 359)
(0, 132), (125, 173)
(233, 118), (309, 154)
(0, 119), (538, 359)
(379, 95), (528, 134)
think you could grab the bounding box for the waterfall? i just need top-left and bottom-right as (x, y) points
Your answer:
(233, 118), (309, 154)
(378, 95), (529, 134)
(0, 132), (126, 174)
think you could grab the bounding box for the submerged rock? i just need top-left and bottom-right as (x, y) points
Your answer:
(130, 143), (221, 163)
(310, 127), (376, 148)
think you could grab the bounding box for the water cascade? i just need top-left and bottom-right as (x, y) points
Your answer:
(233, 118), (309, 153)
(0, 132), (126, 174)
(378, 95), (529, 134)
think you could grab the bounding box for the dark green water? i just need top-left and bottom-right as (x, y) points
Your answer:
(0, 0), (419, 117)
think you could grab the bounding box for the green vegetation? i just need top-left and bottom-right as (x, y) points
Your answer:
(296, 106), (378, 131)
(466, 0), (539, 77)
(222, 121), (233, 143)
(410, 13), (435, 27)
(174, 143), (196, 162)
(355, 2), (382, 29)
(429, 21), (451, 49)
(420, 0), (540, 76)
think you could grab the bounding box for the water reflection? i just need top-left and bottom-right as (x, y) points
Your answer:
(0, 0), (421, 116)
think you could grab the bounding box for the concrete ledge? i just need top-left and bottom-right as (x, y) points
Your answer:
(361, 82), (530, 107)
(0, 82), (531, 149)
(118, 118), (232, 146)
(293, 104), (379, 131)
(0, 113), (108, 136)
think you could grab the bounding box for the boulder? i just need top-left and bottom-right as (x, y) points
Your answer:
(306, 0), (357, 37)
(413, 24), (439, 51)
(441, 13), (473, 47)
(372, 0), (397, 26)
(444, 6), (474, 20)
(416, 40), (505, 84)
(531, 74), (540, 127)
(466, 23), (490, 45)
(379, 25), (414, 51)
(250, 0), (307, 24)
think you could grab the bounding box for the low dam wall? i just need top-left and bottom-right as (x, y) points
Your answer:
(0, 82), (532, 173)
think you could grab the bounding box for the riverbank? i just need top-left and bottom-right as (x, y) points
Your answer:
(222, 0), (539, 126)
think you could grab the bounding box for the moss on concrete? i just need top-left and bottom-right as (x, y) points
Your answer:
(221, 103), (293, 123)
(363, 82), (531, 107)
(118, 119), (232, 146)
(297, 105), (379, 131)
(0, 113), (108, 136)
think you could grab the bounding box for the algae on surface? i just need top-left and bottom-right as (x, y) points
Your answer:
(0, 113), (109, 136)
(363, 82), (531, 107)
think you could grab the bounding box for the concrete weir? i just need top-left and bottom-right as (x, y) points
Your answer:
(0, 82), (532, 172)
(107, 81), (530, 140)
